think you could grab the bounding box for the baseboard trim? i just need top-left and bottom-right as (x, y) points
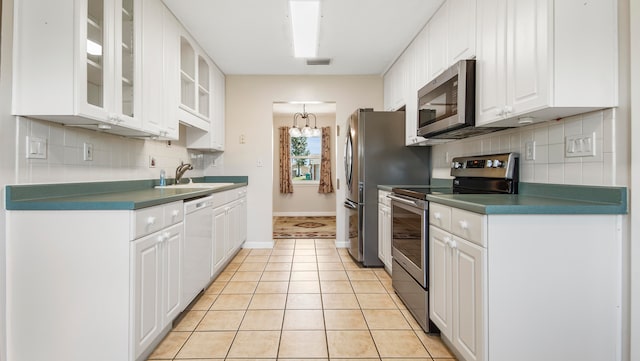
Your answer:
(273, 212), (336, 217)
(242, 241), (275, 249)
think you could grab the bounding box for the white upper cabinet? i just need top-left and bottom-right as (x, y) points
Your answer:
(13, 0), (152, 137)
(476, 0), (618, 127)
(186, 64), (226, 151)
(384, 0), (475, 146)
(427, 2), (449, 81)
(427, 0), (476, 82)
(176, 33), (211, 131)
(383, 58), (405, 112)
(447, 0), (476, 64)
(141, 0), (178, 139)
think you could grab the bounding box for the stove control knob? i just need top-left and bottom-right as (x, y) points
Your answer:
(452, 161), (463, 169)
(486, 160), (493, 168)
(492, 159), (503, 168)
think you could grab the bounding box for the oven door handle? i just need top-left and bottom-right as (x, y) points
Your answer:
(387, 194), (421, 208)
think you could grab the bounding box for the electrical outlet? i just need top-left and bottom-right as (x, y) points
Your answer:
(565, 133), (596, 158)
(83, 142), (93, 161)
(525, 141), (536, 161)
(149, 156), (157, 168)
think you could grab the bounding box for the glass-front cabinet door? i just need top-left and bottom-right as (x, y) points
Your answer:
(80, 0), (110, 120)
(13, 0), (151, 136)
(114, 0), (142, 129)
(120, 0), (135, 118)
(80, 0), (142, 128)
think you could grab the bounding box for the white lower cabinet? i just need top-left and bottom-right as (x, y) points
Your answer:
(210, 187), (248, 279)
(132, 222), (183, 360)
(377, 190), (392, 273)
(211, 205), (228, 274)
(428, 202), (622, 361)
(6, 190), (249, 361)
(429, 211), (486, 361)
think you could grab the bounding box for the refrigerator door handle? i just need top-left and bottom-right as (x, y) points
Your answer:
(343, 200), (358, 209)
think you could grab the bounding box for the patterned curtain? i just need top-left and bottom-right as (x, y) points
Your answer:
(279, 127), (294, 193)
(318, 126), (334, 194)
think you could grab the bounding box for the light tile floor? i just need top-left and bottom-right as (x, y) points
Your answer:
(148, 239), (457, 360)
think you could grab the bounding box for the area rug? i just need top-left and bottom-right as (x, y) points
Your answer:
(273, 216), (336, 239)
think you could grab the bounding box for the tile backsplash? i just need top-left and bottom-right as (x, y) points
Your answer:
(431, 109), (616, 186)
(16, 117), (205, 184)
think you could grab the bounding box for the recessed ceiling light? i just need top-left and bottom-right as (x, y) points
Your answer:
(289, 0), (320, 58)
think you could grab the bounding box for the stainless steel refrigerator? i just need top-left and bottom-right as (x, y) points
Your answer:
(343, 108), (431, 266)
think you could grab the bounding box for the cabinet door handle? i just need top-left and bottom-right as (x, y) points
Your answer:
(172, 210), (180, 217)
(449, 240), (458, 249)
(444, 236), (451, 247)
(163, 232), (171, 241)
(504, 105), (513, 114)
(156, 235), (164, 244)
(459, 220), (469, 230)
(434, 212), (442, 220)
(147, 216), (156, 225)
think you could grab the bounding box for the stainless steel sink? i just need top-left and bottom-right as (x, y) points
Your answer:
(155, 182), (235, 190)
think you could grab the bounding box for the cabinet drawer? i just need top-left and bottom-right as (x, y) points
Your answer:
(451, 208), (485, 247)
(430, 203), (452, 231)
(163, 201), (184, 226)
(133, 205), (165, 239)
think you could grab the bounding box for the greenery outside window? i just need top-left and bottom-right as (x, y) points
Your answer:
(291, 135), (321, 183)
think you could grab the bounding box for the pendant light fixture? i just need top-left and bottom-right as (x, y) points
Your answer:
(290, 104), (320, 137)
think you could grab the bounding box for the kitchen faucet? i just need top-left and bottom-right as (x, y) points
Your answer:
(175, 162), (194, 184)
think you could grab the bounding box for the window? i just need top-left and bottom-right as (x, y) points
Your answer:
(291, 135), (321, 183)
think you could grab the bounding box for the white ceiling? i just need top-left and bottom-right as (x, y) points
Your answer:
(162, 0), (445, 76)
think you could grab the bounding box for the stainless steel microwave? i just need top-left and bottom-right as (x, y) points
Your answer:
(417, 59), (505, 139)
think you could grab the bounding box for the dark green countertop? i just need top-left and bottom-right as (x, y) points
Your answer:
(5, 176), (248, 210)
(426, 183), (627, 215)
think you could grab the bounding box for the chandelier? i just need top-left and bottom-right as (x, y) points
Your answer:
(289, 104), (321, 137)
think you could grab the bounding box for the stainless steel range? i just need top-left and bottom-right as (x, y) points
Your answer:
(390, 152), (519, 333)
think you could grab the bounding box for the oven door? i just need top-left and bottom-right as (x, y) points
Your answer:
(389, 194), (428, 288)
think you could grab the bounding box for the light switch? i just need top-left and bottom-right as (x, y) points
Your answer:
(565, 133), (596, 158)
(26, 136), (47, 159)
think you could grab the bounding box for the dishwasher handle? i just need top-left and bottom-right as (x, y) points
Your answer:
(185, 196), (214, 213)
(387, 194), (421, 208)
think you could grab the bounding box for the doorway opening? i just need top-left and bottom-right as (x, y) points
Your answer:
(272, 101), (337, 239)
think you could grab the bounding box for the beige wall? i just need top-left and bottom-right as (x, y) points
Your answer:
(272, 114), (337, 216)
(211, 75), (383, 247)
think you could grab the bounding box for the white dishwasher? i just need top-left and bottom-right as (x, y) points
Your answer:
(182, 196), (214, 308)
